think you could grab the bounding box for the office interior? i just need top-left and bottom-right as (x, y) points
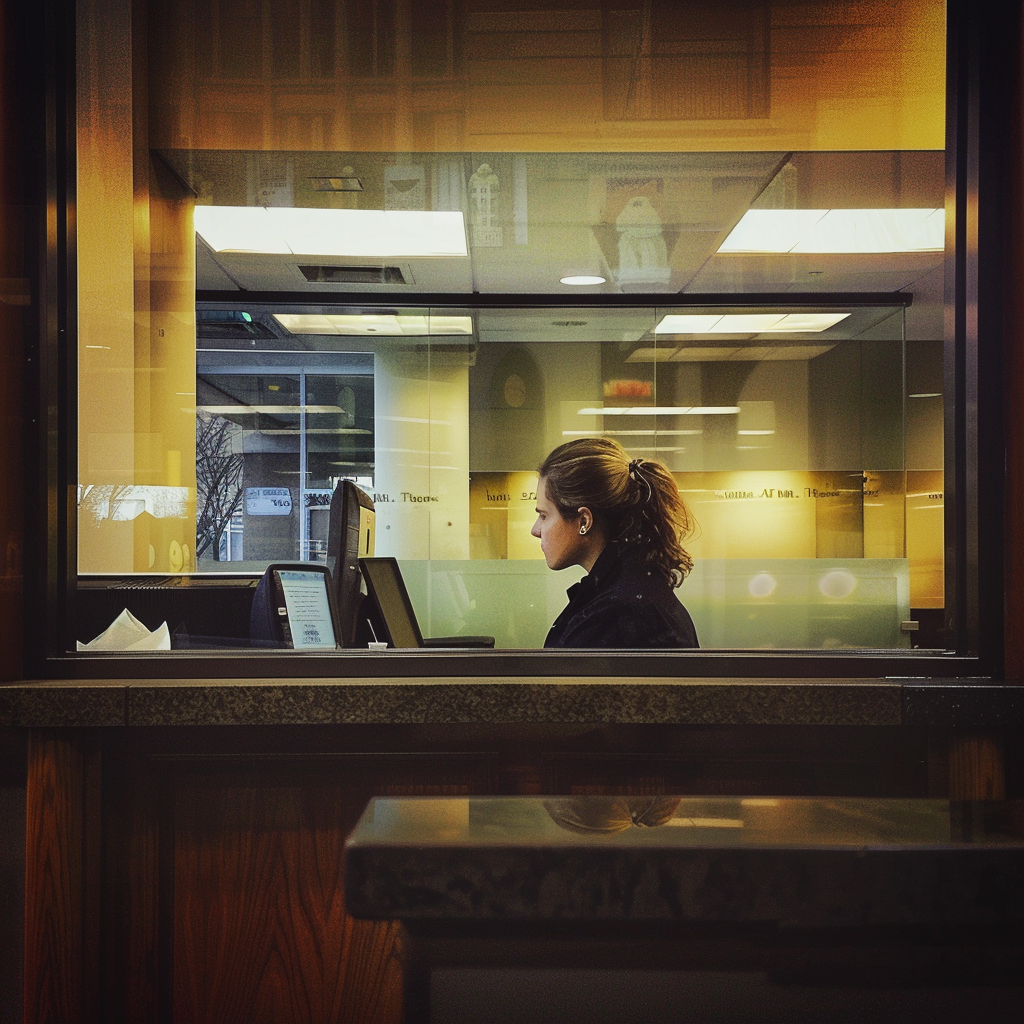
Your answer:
(74, 0), (947, 653)
(4, 2), (1024, 1023)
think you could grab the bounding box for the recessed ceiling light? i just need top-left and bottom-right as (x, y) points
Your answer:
(560, 275), (606, 285)
(194, 206), (468, 258)
(718, 208), (943, 254)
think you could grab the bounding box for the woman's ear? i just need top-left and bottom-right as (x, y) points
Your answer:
(577, 506), (594, 535)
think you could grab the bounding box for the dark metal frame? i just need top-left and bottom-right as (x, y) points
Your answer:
(194, 291), (915, 310)
(29, 0), (1007, 681)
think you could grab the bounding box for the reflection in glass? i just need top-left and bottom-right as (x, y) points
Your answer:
(182, 297), (933, 651)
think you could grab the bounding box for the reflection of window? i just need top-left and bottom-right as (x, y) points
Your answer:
(206, 0), (341, 80)
(194, 364), (376, 569)
(347, 0), (463, 79)
(603, 1), (770, 120)
(348, 0), (397, 78)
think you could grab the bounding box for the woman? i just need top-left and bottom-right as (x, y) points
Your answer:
(532, 437), (699, 648)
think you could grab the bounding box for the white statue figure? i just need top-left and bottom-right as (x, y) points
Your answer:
(469, 163), (502, 246)
(469, 163), (499, 225)
(615, 195), (670, 284)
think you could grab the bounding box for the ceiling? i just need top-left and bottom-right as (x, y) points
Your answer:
(166, 148), (946, 345)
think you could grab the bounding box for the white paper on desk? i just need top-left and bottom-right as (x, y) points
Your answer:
(77, 608), (171, 651)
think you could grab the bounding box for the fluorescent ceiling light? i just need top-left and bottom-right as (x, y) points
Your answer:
(199, 405), (343, 414)
(560, 275), (606, 285)
(561, 429), (702, 437)
(655, 315), (723, 334)
(655, 312), (850, 335)
(718, 208), (943, 254)
(578, 406), (739, 416)
(709, 314), (786, 333)
(628, 345), (836, 363)
(763, 312), (849, 332)
(274, 313), (473, 336)
(194, 206), (469, 258)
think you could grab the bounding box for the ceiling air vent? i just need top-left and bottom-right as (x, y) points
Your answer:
(298, 265), (407, 285)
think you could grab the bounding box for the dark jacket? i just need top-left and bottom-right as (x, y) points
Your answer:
(543, 543), (699, 649)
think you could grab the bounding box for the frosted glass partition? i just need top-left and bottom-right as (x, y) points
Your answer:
(177, 292), (940, 652)
(399, 558), (911, 650)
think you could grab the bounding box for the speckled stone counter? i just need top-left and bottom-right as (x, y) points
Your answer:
(345, 796), (1024, 924)
(2, 675), (1022, 728)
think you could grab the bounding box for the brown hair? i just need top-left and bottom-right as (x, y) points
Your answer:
(543, 796), (682, 835)
(538, 437), (695, 586)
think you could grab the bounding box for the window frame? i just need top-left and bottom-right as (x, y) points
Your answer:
(29, 0), (1005, 681)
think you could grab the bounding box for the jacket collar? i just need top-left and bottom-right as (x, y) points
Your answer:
(567, 542), (621, 600)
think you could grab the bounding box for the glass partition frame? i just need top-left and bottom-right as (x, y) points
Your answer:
(30, 1), (1003, 680)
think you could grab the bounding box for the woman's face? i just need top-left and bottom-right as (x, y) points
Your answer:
(531, 477), (588, 570)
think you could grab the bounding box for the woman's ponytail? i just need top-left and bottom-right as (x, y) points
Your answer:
(539, 438), (695, 587)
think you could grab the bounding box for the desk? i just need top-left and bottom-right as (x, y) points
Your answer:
(346, 795), (1024, 1023)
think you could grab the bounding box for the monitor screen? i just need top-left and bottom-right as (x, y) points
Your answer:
(359, 558), (423, 648)
(275, 569), (338, 650)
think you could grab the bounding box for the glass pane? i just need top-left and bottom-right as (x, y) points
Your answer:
(398, 302), (919, 650)
(73, 0), (949, 656)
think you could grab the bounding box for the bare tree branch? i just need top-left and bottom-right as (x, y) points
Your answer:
(196, 413), (245, 559)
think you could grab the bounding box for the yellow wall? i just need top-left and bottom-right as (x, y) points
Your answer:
(77, 0), (196, 573)
(469, 466), (943, 609)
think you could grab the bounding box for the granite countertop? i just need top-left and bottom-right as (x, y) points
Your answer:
(0, 675), (1021, 728)
(344, 795), (1024, 925)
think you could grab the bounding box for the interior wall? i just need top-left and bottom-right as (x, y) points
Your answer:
(77, 0), (197, 574)
(77, 0), (136, 572)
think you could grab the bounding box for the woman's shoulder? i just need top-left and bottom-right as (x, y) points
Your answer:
(556, 576), (699, 649)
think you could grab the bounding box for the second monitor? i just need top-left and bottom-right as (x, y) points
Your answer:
(359, 557), (495, 649)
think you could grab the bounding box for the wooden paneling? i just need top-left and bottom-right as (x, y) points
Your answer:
(172, 783), (397, 1023)
(163, 753), (495, 1022)
(23, 732), (101, 1024)
(101, 763), (161, 1024)
(949, 731), (1006, 800)
(15, 725), (964, 1023)
(0, 0), (27, 683)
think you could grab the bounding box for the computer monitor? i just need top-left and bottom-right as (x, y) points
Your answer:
(250, 564), (339, 650)
(358, 557), (425, 648)
(326, 481), (375, 646)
